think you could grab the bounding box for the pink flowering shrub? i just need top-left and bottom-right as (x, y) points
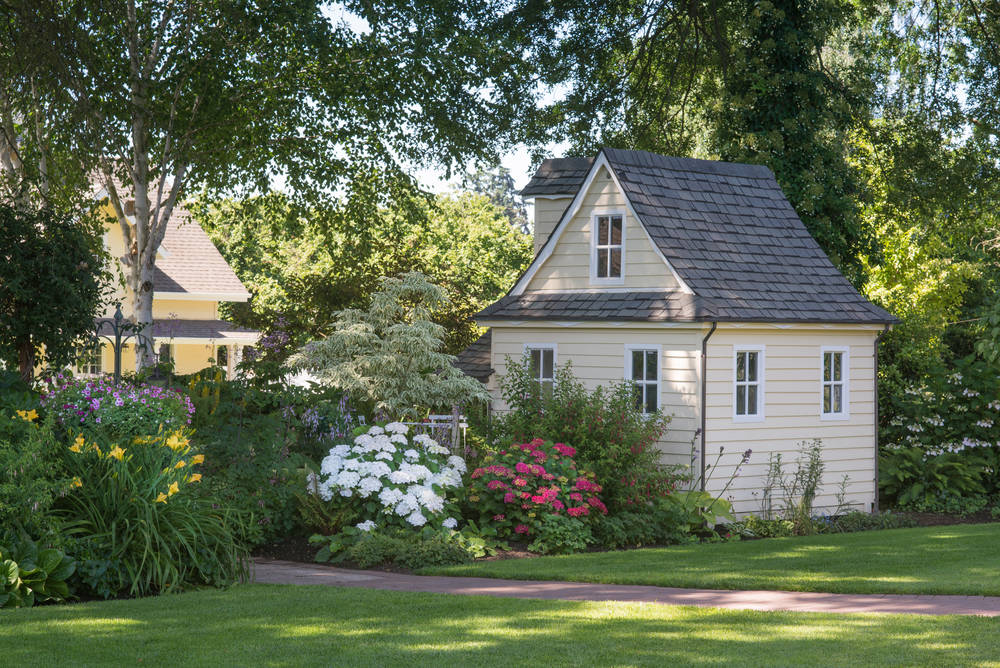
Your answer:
(466, 438), (607, 539)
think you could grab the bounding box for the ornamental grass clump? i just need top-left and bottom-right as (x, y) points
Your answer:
(466, 438), (607, 542)
(56, 429), (247, 598)
(41, 374), (194, 439)
(304, 422), (466, 534)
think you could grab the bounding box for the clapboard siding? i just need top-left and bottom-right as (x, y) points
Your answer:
(703, 327), (880, 514)
(489, 325), (704, 467)
(527, 166), (677, 292)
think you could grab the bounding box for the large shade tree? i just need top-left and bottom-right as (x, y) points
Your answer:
(3, 0), (534, 369)
(0, 204), (112, 382)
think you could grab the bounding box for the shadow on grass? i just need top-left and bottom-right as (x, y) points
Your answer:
(1, 584), (997, 667)
(425, 524), (1000, 596)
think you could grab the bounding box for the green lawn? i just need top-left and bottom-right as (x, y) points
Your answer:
(2, 584), (998, 667)
(422, 523), (1000, 596)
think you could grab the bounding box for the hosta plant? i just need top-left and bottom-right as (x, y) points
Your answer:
(305, 422), (466, 533)
(466, 438), (607, 541)
(0, 536), (75, 608)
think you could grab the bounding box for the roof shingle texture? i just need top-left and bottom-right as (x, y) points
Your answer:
(96, 318), (259, 340)
(519, 157), (594, 197)
(154, 208), (251, 300)
(453, 331), (493, 382)
(488, 149), (896, 325)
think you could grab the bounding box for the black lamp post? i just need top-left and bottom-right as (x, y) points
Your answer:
(94, 304), (151, 384)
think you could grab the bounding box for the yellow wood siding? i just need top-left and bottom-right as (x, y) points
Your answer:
(526, 166), (679, 293)
(489, 325), (704, 467)
(531, 198), (570, 257)
(152, 300), (217, 320)
(704, 327), (880, 515)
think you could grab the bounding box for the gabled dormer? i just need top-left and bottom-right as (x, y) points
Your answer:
(516, 155), (691, 295)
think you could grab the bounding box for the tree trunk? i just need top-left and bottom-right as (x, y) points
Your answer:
(131, 258), (156, 370)
(17, 339), (34, 384)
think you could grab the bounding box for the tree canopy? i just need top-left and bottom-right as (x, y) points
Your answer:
(193, 188), (532, 354)
(0, 204), (111, 382)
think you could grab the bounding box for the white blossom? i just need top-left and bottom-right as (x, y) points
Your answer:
(390, 433), (408, 445)
(406, 510), (427, 527)
(358, 476), (383, 497)
(374, 451), (394, 461)
(330, 444), (351, 458)
(446, 455), (467, 474)
(412, 434), (435, 446)
(379, 487), (404, 507)
(356, 520), (377, 532)
(385, 422), (408, 434)
(427, 443), (450, 456)
(403, 448), (419, 460)
(442, 517), (458, 530)
(367, 425), (385, 435)
(336, 470), (361, 488)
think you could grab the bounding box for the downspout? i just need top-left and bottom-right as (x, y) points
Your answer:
(873, 324), (890, 511)
(700, 321), (718, 492)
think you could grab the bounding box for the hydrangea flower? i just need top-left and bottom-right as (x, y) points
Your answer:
(309, 423), (465, 532)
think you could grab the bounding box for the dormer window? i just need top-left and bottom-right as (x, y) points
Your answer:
(593, 213), (624, 282)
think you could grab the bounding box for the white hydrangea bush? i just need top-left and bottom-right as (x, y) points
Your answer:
(306, 422), (467, 532)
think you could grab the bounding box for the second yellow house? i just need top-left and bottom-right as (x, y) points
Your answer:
(86, 189), (259, 378)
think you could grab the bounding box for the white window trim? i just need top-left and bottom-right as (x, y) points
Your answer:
(624, 343), (662, 413)
(523, 342), (557, 387)
(820, 346), (851, 421)
(733, 345), (766, 423)
(590, 210), (626, 286)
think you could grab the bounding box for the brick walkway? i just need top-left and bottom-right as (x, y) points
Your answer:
(252, 558), (1000, 617)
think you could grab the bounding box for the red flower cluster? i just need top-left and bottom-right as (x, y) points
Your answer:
(467, 438), (607, 539)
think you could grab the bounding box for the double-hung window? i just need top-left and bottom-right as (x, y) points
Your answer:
(626, 345), (660, 414)
(593, 213), (624, 281)
(525, 344), (556, 397)
(76, 342), (102, 376)
(821, 347), (849, 419)
(734, 346), (764, 421)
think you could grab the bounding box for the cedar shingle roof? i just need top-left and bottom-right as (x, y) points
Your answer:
(519, 157), (594, 197)
(483, 148), (896, 325)
(453, 331), (493, 382)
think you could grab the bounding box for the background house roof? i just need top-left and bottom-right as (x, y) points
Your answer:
(153, 207), (251, 301)
(490, 148), (896, 325)
(96, 317), (259, 342)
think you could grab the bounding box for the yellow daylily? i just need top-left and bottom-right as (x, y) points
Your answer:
(93, 445), (102, 457)
(70, 477), (82, 488)
(189, 473), (202, 483)
(69, 442), (83, 454)
(108, 446), (125, 461)
(165, 432), (189, 453)
(191, 454), (205, 465)
(16, 409), (38, 421)
(174, 460), (186, 469)
(167, 481), (180, 497)
(155, 493), (168, 503)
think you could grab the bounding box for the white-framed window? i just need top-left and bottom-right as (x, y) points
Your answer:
(76, 342), (103, 376)
(591, 212), (625, 283)
(733, 345), (765, 421)
(821, 346), (850, 419)
(524, 343), (556, 396)
(625, 344), (660, 414)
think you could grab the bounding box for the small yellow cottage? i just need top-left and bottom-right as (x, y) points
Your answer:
(457, 149), (898, 515)
(86, 189), (259, 378)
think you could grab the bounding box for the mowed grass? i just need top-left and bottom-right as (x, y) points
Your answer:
(422, 523), (1000, 596)
(2, 584), (999, 667)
